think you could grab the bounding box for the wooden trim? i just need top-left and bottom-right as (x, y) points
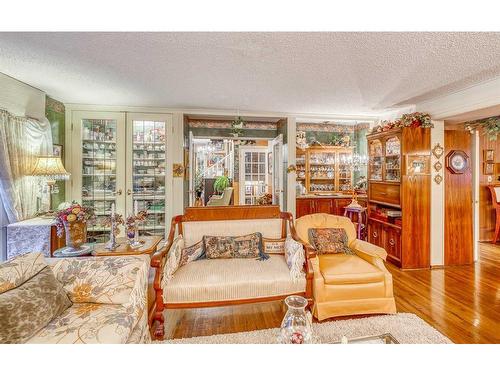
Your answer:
(183, 205), (281, 221)
(164, 293), (307, 309)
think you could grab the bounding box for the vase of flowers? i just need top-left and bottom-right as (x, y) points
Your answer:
(55, 203), (94, 250)
(101, 203), (124, 250)
(126, 208), (148, 248)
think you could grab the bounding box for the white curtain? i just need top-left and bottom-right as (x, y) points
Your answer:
(0, 109), (53, 223)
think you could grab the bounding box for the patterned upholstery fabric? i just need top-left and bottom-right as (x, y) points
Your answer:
(0, 252), (46, 293)
(308, 228), (355, 255)
(182, 219), (282, 247)
(52, 255), (148, 304)
(28, 254), (150, 344)
(0, 266), (72, 344)
(203, 232), (263, 259)
(163, 255), (306, 304)
(179, 240), (204, 267)
(27, 303), (136, 344)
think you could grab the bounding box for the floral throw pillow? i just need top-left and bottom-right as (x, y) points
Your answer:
(284, 237), (305, 282)
(203, 233), (268, 260)
(179, 240), (205, 267)
(307, 228), (355, 255)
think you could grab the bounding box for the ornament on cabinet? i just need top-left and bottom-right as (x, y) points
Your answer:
(434, 174), (443, 185)
(433, 160), (442, 172)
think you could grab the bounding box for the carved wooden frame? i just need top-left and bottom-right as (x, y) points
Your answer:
(148, 205), (315, 340)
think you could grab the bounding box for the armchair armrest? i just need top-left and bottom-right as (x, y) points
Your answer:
(351, 239), (387, 260)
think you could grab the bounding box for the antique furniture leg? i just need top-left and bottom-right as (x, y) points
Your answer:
(494, 207), (500, 244)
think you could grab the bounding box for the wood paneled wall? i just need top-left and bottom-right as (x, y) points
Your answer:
(444, 130), (473, 265)
(401, 127), (431, 269)
(478, 133), (500, 241)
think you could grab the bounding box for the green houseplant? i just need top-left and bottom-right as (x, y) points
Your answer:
(213, 175), (230, 194)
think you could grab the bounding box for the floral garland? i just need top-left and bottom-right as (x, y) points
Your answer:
(465, 116), (500, 140)
(55, 203), (95, 237)
(370, 112), (433, 134)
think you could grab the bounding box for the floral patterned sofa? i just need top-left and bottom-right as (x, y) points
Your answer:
(0, 252), (150, 344)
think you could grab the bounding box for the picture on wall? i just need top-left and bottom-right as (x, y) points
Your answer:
(484, 162), (494, 175)
(53, 144), (63, 157)
(484, 149), (495, 162)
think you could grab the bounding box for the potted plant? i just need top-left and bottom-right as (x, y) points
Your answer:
(213, 175), (230, 194)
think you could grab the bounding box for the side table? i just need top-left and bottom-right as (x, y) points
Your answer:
(52, 236), (163, 258)
(6, 217), (65, 259)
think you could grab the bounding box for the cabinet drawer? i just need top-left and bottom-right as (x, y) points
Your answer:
(368, 220), (384, 248)
(369, 183), (400, 206)
(384, 226), (402, 266)
(296, 199), (314, 218)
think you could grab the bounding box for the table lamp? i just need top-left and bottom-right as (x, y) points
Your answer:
(31, 155), (70, 212)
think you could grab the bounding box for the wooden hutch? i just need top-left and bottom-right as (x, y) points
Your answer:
(366, 127), (430, 269)
(296, 145), (367, 218)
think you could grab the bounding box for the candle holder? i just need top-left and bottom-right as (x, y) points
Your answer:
(101, 213), (124, 251)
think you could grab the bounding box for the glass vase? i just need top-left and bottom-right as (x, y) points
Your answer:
(63, 220), (87, 250)
(279, 295), (313, 344)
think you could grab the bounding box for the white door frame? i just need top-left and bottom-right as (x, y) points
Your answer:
(70, 110), (126, 215)
(238, 145), (268, 205)
(269, 134), (284, 209)
(125, 112), (173, 239)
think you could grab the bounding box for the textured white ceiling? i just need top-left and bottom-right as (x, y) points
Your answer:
(0, 32), (499, 115)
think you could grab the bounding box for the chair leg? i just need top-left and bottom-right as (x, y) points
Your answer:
(153, 309), (165, 340)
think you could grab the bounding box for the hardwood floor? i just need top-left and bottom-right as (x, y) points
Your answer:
(164, 243), (500, 343)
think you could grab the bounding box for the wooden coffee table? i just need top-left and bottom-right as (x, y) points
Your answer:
(91, 236), (163, 257)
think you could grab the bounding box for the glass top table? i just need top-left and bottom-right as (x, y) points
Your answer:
(330, 333), (399, 344)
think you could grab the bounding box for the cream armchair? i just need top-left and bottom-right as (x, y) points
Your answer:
(207, 187), (234, 206)
(293, 213), (396, 321)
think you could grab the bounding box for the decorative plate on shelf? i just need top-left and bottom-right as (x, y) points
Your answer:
(445, 150), (469, 174)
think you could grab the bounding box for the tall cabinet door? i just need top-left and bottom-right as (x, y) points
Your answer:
(126, 113), (173, 239)
(71, 111), (126, 243)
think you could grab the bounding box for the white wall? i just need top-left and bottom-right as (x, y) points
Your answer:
(0, 72), (45, 119)
(430, 121), (445, 266)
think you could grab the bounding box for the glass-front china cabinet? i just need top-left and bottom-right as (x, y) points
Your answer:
(70, 111), (172, 243)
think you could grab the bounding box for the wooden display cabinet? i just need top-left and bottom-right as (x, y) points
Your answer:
(366, 127), (430, 269)
(297, 146), (354, 194)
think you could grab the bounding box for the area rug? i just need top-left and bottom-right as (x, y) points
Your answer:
(162, 313), (452, 344)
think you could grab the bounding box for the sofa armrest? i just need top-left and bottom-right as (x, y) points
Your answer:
(351, 239), (387, 260)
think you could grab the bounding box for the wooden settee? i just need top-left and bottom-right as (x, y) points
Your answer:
(149, 205), (314, 340)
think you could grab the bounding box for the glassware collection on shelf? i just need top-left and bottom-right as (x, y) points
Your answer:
(81, 119), (118, 243)
(368, 136), (401, 182)
(132, 120), (166, 238)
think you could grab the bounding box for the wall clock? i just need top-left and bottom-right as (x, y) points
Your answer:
(445, 150), (469, 174)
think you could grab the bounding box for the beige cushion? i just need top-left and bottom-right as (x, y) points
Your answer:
(164, 255), (305, 303)
(28, 303), (135, 344)
(295, 214), (357, 246)
(52, 255), (148, 305)
(319, 254), (385, 285)
(182, 219), (282, 247)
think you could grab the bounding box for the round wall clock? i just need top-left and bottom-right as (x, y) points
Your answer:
(445, 150), (469, 174)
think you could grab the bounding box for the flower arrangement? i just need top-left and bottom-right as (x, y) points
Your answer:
(55, 203), (95, 238)
(256, 193), (273, 205)
(465, 116), (500, 140)
(371, 112), (433, 134)
(125, 210), (148, 238)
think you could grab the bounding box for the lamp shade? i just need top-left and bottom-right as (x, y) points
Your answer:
(31, 156), (70, 181)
